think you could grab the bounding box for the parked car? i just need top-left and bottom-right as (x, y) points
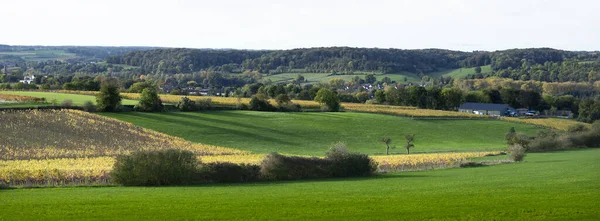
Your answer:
(505, 110), (518, 117)
(524, 110), (537, 116)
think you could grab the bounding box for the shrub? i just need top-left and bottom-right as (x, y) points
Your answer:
(96, 80), (122, 112)
(568, 124), (589, 133)
(111, 149), (198, 186)
(275, 94), (291, 106)
(260, 153), (330, 180)
(567, 127), (600, 148)
(135, 87), (163, 112)
(196, 98), (212, 110)
(176, 97), (196, 111)
(528, 136), (565, 152)
(506, 133), (532, 150)
(325, 143), (377, 177)
(249, 95), (275, 111)
(507, 144), (526, 162)
(82, 101), (96, 112)
(314, 88), (340, 112)
(61, 99), (73, 107)
(198, 162), (260, 183)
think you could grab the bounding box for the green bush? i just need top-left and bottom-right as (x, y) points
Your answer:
(135, 87), (163, 112)
(82, 101), (96, 112)
(176, 97), (196, 111)
(326, 143), (378, 177)
(249, 95), (275, 111)
(568, 127), (600, 148)
(196, 98), (213, 110)
(260, 153), (331, 180)
(61, 99), (73, 108)
(568, 124), (589, 133)
(198, 162), (260, 183)
(260, 145), (377, 180)
(96, 80), (122, 112)
(111, 149), (198, 186)
(507, 144), (526, 162)
(314, 88), (340, 112)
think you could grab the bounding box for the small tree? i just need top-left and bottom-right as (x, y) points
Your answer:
(380, 136), (392, 155)
(505, 127), (516, 143)
(314, 88), (340, 112)
(96, 79), (122, 112)
(507, 144), (526, 162)
(135, 87), (163, 112)
(404, 134), (415, 154)
(176, 96), (196, 111)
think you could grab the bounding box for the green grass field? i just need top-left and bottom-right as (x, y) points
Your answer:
(101, 111), (541, 155)
(263, 66), (491, 85)
(264, 72), (421, 84)
(0, 50), (78, 61)
(2, 148), (598, 220)
(0, 91), (138, 106)
(428, 65), (492, 78)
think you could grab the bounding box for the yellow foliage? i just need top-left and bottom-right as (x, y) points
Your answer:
(343, 103), (491, 118)
(500, 117), (591, 131)
(0, 152), (501, 185)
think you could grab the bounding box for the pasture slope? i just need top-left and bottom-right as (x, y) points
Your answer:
(0, 91), (138, 106)
(262, 65), (491, 84)
(102, 111), (541, 155)
(1, 149), (598, 220)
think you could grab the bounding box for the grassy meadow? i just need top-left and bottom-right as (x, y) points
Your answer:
(101, 111), (541, 155)
(428, 65), (492, 78)
(2, 149), (598, 220)
(0, 91), (138, 106)
(262, 66), (491, 85)
(0, 50), (78, 61)
(263, 72), (422, 84)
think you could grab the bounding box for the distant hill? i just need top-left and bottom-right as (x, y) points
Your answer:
(107, 47), (600, 83)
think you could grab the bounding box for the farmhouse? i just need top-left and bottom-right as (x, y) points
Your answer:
(458, 102), (516, 116)
(19, 75), (35, 84)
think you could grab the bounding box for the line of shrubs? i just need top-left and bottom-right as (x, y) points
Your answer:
(505, 121), (600, 156)
(111, 144), (377, 186)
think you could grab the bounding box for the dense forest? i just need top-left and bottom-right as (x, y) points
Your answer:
(106, 47), (600, 83)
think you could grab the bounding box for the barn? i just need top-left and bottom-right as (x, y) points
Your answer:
(458, 102), (516, 116)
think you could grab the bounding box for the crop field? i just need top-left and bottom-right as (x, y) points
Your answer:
(343, 103), (492, 118)
(0, 110), (246, 160)
(1, 149), (598, 220)
(0, 91), (138, 106)
(102, 111), (541, 155)
(0, 151), (501, 186)
(500, 117), (591, 131)
(0, 109), (513, 186)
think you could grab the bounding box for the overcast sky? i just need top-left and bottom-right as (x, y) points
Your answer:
(2, 0), (599, 51)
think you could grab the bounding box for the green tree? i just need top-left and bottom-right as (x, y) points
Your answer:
(440, 88), (464, 110)
(135, 87), (164, 112)
(404, 134), (415, 154)
(474, 66), (482, 74)
(127, 81), (154, 93)
(314, 88), (340, 112)
(374, 90), (386, 104)
(365, 74), (376, 84)
(295, 74), (305, 85)
(578, 99), (600, 123)
(380, 136), (393, 155)
(96, 80), (122, 112)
